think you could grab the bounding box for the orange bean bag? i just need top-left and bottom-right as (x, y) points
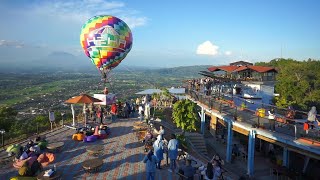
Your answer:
(37, 153), (55, 167)
(72, 133), (85, 141)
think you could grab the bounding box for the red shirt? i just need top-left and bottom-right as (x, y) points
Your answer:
(111, 104), (117, 114)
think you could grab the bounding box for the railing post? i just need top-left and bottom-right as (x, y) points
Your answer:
(283, 147), (289, 167)
(294, 125), (297, 140)
(226, 120), (233, 163)
(247, 130), (256, 177)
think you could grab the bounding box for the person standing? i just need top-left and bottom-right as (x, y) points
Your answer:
(268, 108), (276, 132)
(111, 103), (117, 122)
(307, 106), (317, 125)
(138, 105), (144, 122)
(167, 134), (179, 172)
(153, 135), (164, 169)
(154, 125), (165, 140)
(143, 148), (159, 180)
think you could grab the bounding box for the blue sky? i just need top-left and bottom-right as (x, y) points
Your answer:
(0, 0), (319, 68)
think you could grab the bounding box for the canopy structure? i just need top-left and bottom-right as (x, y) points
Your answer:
(136, 88), (185, 95)
(65, 94), (102, 127)
(65, 94), (102, 104)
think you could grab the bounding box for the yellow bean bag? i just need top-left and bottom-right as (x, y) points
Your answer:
(72, 133), (85, 141)
(10, 177), (36, 180)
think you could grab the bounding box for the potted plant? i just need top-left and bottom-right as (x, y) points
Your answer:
(240, 102), (247, 111)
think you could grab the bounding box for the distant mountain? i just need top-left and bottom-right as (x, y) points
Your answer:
(144, 65), (211, 78)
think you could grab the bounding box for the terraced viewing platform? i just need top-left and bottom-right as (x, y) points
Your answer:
(0, 118), (209, 180)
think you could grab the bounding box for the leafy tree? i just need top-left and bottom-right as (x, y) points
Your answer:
(0, 106), (17, 131)
(256, 58), (320, 111)
(172, 99), (199, 132)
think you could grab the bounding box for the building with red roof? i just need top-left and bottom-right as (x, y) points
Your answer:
(205, 61), (278, 103)
(207, 61), (277, 82)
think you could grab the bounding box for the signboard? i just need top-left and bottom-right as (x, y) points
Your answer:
(94, 94), (116, 105)
(49, 111), (55, 122)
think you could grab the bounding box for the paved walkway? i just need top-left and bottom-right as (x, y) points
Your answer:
(0, 118), (202, 180)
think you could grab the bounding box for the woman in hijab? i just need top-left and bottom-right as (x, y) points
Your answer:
(307, 106), (317, 123)
(153, 135), (164, 169)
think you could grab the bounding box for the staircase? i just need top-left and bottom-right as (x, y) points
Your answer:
(185, 132), (208, 157)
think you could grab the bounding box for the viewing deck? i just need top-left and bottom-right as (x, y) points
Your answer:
(186, 88), (320, 176)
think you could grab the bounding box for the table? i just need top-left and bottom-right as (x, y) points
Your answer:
(37, 171), (62, 180)
(87, 145), (104, 156)
(82, 158), (103, 173)
(47, 142), (64, 153)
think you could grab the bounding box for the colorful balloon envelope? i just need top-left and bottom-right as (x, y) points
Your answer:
(80, 15), (133, 73)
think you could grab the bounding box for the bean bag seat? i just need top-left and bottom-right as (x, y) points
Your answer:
(37, 141), (48, 150)
(72, 133), (85, 141)
(6, 144), (21, 155)
(18, 166), (32, 176)
(83, 135), (97, 142)
(13, 156), (37, 169)
(37, 153), (55, 167)
(10, 177), (36, 180)
(97, 134), (107, 139)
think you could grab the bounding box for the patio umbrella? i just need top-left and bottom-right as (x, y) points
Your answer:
(65, 94), (102, 127)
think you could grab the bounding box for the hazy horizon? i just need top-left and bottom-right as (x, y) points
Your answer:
(1, 0), (320, 70)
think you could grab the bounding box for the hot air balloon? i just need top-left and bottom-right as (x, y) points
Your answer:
(80, 15), (133, 79)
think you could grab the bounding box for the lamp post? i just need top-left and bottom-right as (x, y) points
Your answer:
(0, 129), (5, 149)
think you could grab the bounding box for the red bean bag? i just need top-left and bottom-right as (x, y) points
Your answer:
(97, 134), (107, 139)
(37, 153), (55, 167)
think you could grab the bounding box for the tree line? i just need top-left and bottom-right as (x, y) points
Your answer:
(256, 58), (320, 111)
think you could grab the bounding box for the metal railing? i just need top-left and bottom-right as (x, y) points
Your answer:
(186, 88), (320, 142)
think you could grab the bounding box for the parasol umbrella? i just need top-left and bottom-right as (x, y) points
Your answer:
(65, 94), (102, 127)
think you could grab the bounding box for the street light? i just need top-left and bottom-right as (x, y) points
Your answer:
(0, 129), (5, 148)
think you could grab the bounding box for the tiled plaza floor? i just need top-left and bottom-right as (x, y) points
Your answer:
(0, 118), (185, 180)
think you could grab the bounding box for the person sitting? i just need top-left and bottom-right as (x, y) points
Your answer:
(212, 160), (222, 180)
(143, 130), (153, 143)
(199, 162), (214, 180)
(179, 159), (195, 180)
(286, 106), (296, 119)
(98, 124), (107, 134)
(210, 155), (224, 166)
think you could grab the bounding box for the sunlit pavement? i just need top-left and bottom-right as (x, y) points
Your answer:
(0, 118), (183, 180)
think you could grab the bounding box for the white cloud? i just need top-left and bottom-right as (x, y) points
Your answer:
(225, 51), (232, 56)
(196, 41), (219, 56)
(31, 0), (147, 28)
(0, 40), (24, 48)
